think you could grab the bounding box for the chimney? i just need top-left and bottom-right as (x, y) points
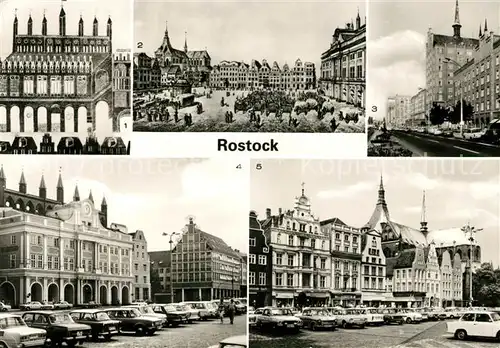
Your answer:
(266, 208), (271, 218)
(279, 208), (282, 215)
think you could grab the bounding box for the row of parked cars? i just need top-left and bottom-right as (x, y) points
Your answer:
(249, 306), (469, 332)
(0, 298), (248, 348)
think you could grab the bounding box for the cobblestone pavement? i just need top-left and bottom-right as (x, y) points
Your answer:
(84, 315), (245, 348)
(249, 321), (500, 348)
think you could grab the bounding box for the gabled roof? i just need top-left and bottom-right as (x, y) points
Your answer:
(393, 249), (416, 269)
(187, 50), (210, 60)
(101, 137), (126, 149)
(200, 230), (239, 258)
(320, 217), (347, 226)
(12, 136), (37, 149)
(431, 34), (478, 47)
(391, 222), (427, 247)
(149, 250), (171, 266)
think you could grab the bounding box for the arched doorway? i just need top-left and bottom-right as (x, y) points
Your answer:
(47, 283), (59, 303)
(24, 106), (34, 132)
(37, 107), (48, 132)
(77, 106), (88, 134)
(0, 281), (16, 307)
(121, 286), (130, 305)
(30, 283), (42, 302)
(64, 284), (74, 304)
(64, 106), (75, 133)
(10, 106), (20, 133)
(111, 286), (118, 305)
(95, 101), (112, 135)
(82, 284), (92, 303)
(99, 285), (107, 305)
(50, 105), (61, 132)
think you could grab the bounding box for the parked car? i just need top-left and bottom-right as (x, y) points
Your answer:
(81, 301), (100, 309)
(180, 302), (210, 320)
(0, 313), (47, 348)
(463, 128), (485, 140)
(256, 307), (302, 332)
(69, 309), (120, 341)
(248, 308), (265, 327)
(379, 308), (404, 325)
(297, 308), (337, 331)
(19, 302), (42, 311)
(207, 335), (247, 348)
(442, 129), (454, 137)
(399, 309), (423, 324)
(358, 308), (384, 326)
(444, 307), (463, 319)
(53, 301), (73, 310)
(430, 308), (448, 320)
(418, 308), (438, 321)
(447, 311), (500, 340)
(175, 304), (200, 322)
(329, 307), (366, 329)
(151, 304), (190, 327)
(104, 307), (162, 336)
(40, 302), (54, 310)
(22, 311), (91, 347)
(0, 303), (11, 312)
(232, 300), (247, 314)
(125, 305), (167, 327)
(414, 308), (429, 321)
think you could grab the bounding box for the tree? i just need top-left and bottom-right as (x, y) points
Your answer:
(429, 104), (448, 125)
(450, 100), (473, 124)
(150, 268), (162, 299)
(472, 262), (500, 306)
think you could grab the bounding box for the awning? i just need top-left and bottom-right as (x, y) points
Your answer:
(305, 292), (329, 298)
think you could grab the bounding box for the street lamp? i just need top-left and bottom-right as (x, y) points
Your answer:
(461, 223), (483, 307)
(443, 58), (464, 137)
(162, 232), (180, 304)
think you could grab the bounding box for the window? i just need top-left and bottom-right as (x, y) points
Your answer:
(276, 254), (282, 265)
(11, 236), (16, 244)
(276, 273), (283, 286)
(288, 235), (293, 246)
(9, 254), (15, 268)
(259, 272), (266, 285)
(320, 276), (326, 288)
(143, 276), (147, 283)
(249, 237), (256, 247)
(258, 255), (267, 265)
(37, 255), (43, 269)
(249, 272), (255, 285)
(249, 254), (256, 264)
(287, 255), (294, 266)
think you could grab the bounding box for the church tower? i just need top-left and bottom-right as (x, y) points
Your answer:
(0, 166), (6, 207)
(73, 185), (80, 202)
(184, 31), (188, 53)
(356, 9), (361, 30)
(420, 191), (428, 236)
(19, 170), (26, 194)
(42, 11), (47, 36)
(56, 170), (64, 203)
(13, 11), (18, 52)
(39, 174), (47, 200)
(107, 16), (112, 38)
(100, 196), (107, 227)
(452, 0), (461, 38)
(93, 16), (98, 36)
(59, 6), (66, 36)
(27, 14), (33, 36)
(78, 15), (84, 36)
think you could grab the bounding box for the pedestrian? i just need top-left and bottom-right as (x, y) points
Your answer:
(228, 299), (236, 325)
(219, 299), (225, 324)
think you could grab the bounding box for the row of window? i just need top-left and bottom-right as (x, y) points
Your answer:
(275, 273), (327, 288)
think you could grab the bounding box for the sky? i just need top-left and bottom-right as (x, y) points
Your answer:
(134, 0), (365, 71)
(368, 0), (500, 119)
(0, 158), (248, 253)
(251, 159), (500, 267)
(0, 0), (132, 59)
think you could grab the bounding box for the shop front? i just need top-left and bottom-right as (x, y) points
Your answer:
(392, 291), (425, 308)
(273, 291), (295, 307)
(330, 291), (362, 307)
(361, 292), (387, 307)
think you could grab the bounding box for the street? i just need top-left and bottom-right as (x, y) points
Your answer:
(85, 315), (245, 348)
(249, 321), (500, 348)
(387, 131), (500, 157)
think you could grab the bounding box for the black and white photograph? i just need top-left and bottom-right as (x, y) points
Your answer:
(249, 159), (500, 348)
(367, 0), (500, 157)
(133, 0), (366, 133)
(0, 158), (248, 348)
(0, 0), (132, 155)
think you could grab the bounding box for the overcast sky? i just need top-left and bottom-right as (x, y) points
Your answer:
(251, 159), (500, 266)
(1, 158), (248, 253)
(368, 0), (500, 119)
(0, 0), (132, 59)
(134, 0), (365, 70)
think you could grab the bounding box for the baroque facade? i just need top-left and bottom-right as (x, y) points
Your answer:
(0, 8), (119, 134)
(210, 59), (316, 90)
(129, 230), (151, 302)
(0, 168), (134, 308)
(249, 211), (272, 308)
(319, 11), (365, 108)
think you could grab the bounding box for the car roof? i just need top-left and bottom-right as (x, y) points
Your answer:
(0, 313), (19, 318)
(105, 307), (136, 311)
(463, 311), (495, 314)
(22, 311), (58, 315)
(70, 309), (106, 314)
(220, 335), (247, 346)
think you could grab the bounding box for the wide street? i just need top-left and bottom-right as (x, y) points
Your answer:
(387, 130), (500, 157)
(249, 321), (500, 348)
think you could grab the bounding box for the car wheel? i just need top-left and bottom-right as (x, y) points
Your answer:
(360, 324), (365, 329)
(399, 320), (404, 325)
(496, 331), (500, 341)
(455, 329), (467, 340)
(449, 315), (454, 319)
(135, 326), (145, 336)
(0, 343), (7, 348)
(406, 317), (412, 324)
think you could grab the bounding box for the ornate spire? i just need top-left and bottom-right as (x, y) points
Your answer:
(479, 23), (482, 37)
(39, 174), (46, 189)
(420, 191), (428, 235)
(88, 190), (94, 203)
(0, 165), (5, 180)
(19, 170), (26, 185)
(301, 182), (305, 196)
(452, 0), (461, 38)
(14, 8), (18, 23)
(56, 169), (63, 188)
(377, 174), (386, 205)
(101, 195), (107, 206)
(60, 4), (66, 16)
(184, 31), (188, 53)
(484, 18), (488, 32)
(73, 185), (80, 201)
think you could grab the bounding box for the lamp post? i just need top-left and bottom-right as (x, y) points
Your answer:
(461, 223), (482, 307)
(162, 232), (179, 304)
(443, 58), (464, 137)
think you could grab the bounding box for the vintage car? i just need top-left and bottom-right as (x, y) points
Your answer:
(447, 311), (500, 340)
(151, 304), (190, 327)
(125, 305), (167, 327)
(105, 307), (162, 336)
(330, 308), (367, 329)
(81, 301), (100, 309)
(40, 302), (54, 310)
(19, 302), (42, 311)
(69, 309), (120, 341)
(444, 307), (463, 319)
(359, 308), (384, 326)
(232, 299), (247, 314)
(256, 308), (302, 332)
(22, 311), (91, 347)
(297, 308), (338, 331)
(419, 308), (439, 321)
(414, 308), (429, 321)
(180, 302), (210, 320)
(53, 301), (73, 310)
(207, 335), (247, 348)
(248, 308), (265, 327)
(379, 308), (404, 325)
(175, 304), (200, 322)
(398, 309), (423, 324)
(463, 128), (485, 140)
(0, 313), (47, 348)
(0, 303), (11, 312)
